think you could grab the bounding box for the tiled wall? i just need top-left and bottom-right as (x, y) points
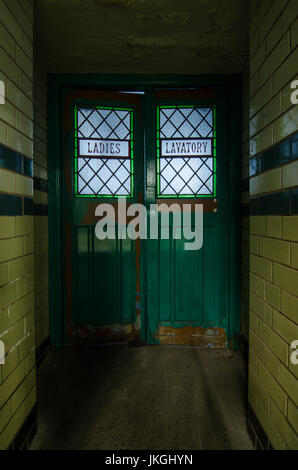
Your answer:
(33, 49), (48, 351)
(0, 0), (36, 450)
(247, 0), (298, 450)
(241, 67), (250, 349)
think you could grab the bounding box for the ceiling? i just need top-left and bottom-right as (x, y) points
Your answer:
(35, 0), (249, 75)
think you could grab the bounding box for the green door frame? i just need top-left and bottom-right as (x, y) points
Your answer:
(48, 74), (242, 350)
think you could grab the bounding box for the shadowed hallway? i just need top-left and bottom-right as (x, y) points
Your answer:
(30, 345), (254, 450)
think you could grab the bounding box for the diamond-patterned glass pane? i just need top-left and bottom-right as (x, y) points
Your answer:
(160, 107), (213, 139)
(158, 106), (216, 197)
(159, 157), (214, 196)
(77, 158), (131, 196)
(75, 106), (133, 197)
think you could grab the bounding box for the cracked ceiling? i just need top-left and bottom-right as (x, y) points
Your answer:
(35, 0), (249, 74)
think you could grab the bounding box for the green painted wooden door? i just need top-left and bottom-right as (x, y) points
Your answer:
(61, 86), (232, 347)
(62, 90), (144, 343)
(145, 89), (230, 347)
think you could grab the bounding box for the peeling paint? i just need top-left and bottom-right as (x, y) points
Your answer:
(156, 326), (227, 348)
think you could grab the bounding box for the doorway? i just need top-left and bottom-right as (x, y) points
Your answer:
(48, 76), (242, 349)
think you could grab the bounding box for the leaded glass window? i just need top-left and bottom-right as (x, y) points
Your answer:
(157, 106), (216, 198)
(74, 105), (134, 197)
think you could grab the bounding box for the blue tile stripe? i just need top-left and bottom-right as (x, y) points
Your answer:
(249, 132), (297, 178)
(0, 142), (33, 177)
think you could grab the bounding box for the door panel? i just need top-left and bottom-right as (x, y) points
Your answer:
(62, 90), (143, 343)
(146, 89), (229, 347)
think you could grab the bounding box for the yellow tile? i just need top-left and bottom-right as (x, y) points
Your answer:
(271, 400), (298, 449)
(250, 291), (272, 325)
(0, 400), (11, 434)
(0, 262), (8, 287)
(250, 42), (266, 76)
(0, 217), (15, 239)
(0, 168), (16, 194)
(0, 400), (27, 450)
(16, 45), (33, 80)
(250, 124), (273, 156)
(2, 348), (19, 381)
(15, 216), (33, 236)
(265, 282), (280, 309)
(280, 289), (298, 323)
(273, 262), (298, 297)
(272, 46), (298, 94)
(26, 385), (36, 415)
(274, 106), (298, 143)
(282, 160), (298, 189)
(24, 235), (34, 255)
(283, 216), (298, 242)
(290, 242), (298, 269)
(0, 99), (16, 127)
(0, 22), (15, 58)
(288, 399), (298, 432)
(15, 174), (33, 197)
(254, 399), (285, 450)
(267, 216), (282, 239)
(250, 173), (267, 196)
(0, 120), (6, 145)
(0, 48), (22, 89)
(10, 291), (34, 326)
(249, 366), (270, 414)
(258, 319), (288, 365)
(0, 309), (9, 335)
(250, 330), (279, 376)
(11, 368), (35, 415)
(0, 357), (25, 408)
(282, 0), (297, 33)
(250, 79), (272, 117)
(291, 18), (298, 50)
(250, 235), (259, 255)
(259, 237), (290, 264)
(259, 33), (290, 86)
(0, 237), (23, 263)
(267, 167), (282, 192)
(266, 17), (282, 54)
(7, 126), (33, 159)
(0, 282), (17, 310)
(257, 359), (287, 414)
(2, 319), (25, 354)
(281, 82), (294, 113)
(8, 254), (33, 281)
(273, 309), (298, 345)
(250, 216), (267, 236)
(279, 363), (298, 405)
(251, 254), (272, 281)
(19, 330), (35, 361)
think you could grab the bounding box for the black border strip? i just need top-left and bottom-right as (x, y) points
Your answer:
(0, 142), (33, 177)
(247, 404), (274, 450)
(242, 189), (298, 216)
(36, 335), (51, 369)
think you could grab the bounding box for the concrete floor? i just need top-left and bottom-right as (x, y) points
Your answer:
(30, 344), (254, 450)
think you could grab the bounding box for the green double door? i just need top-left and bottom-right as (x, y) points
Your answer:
(61, 87), (232, 347)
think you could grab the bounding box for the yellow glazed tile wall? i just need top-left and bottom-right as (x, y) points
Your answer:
(249, 0), (298, 450)
(241, 68), (250, 344)
(33, 52), (49, 349)
(0, 0), (36, 450)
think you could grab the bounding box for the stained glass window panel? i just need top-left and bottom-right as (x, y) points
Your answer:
(157, 106), (216, 198)
(74, 106), (133, 197)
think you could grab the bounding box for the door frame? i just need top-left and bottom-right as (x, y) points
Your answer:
(48, 74), (242, 350)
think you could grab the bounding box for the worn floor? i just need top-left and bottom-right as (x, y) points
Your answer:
(30, 344), (254, 450)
